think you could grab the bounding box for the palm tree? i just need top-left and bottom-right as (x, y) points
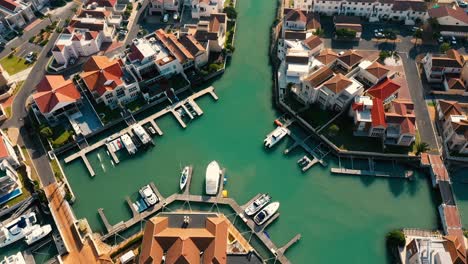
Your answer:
(415, 141), (430, 155)
(413, 29), (423, 46)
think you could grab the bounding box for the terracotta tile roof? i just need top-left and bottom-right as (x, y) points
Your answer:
(306, 12), (321, 30)
(85, 0), (117, 7)
(365, 61), (390, 79)
(302, 35), (322, 50)
(371, 98), (387, 128)
(385, 100), (416, 134)
(338, 50), (363, 68)
(392, 0), (427, 12)
(80, 56), (124, 96)
(140, 215), (228, 264)
(303, 66), (334, 87)
(84, 31), (99, 40)
(53, 45), (65, 52)
(0, 0), (19, 12)
(444, 205), (462, 229)
(366, 78), (401, 101)
(284, 8), (307, 23)
(156, 29), (194, 63)
(315, 49), (338, 65)
(179, 34), (206, 57)
(322, 73), (352, 94)
(439, 100), (463, 118)
(447, 49), (463, 64)
(429, 6), (468, 24)
(447, 78), (465, 90)
(444, 234), (467, 264)
(431, 56), (463, 68)
(209, 13), (226, 32)
(33, 75), (81, 114)
(0, 135), (8, 159)
(428, 154), (449, 181)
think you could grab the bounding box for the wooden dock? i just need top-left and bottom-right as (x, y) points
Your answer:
(287, 132), (327, 168)
(331, 168), (393, 177)
(106, 144), (120, 164)
(63, 87), (218, 176)
(189, 99), (204, 116)
(181, 104), (194, 119)
(125, 197), (138, 217)
(171, 109), (187, 128)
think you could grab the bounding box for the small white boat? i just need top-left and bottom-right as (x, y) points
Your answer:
(180, 166), (190, 191)
(121, 134), (137, 155)
(0, 252), (26, 264)
(139, 185), (158, 206)
(244, 193), (271, 216)
(254, 202), (280, 225)
(205, 161), (221, 195)
(0, 212), (37, 248)
(264, 127), (289, 148)
(25, 224), (52, 245)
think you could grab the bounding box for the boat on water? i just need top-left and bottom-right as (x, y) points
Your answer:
(0, 252), (26, 264)
(180, 166), (190, 191)
(264, 127), (289, 148)
(121, 134), (137, 155)
(139, 185), (158, 206)
(132, 198), (148, 213)
(132, 124), (152, 145)
(25, 224), (52, 245)
(0, 212), (37, 248)
(254, 202), (280, 226)
(205, 161), (221, 195)
(244, 193), (271, 216)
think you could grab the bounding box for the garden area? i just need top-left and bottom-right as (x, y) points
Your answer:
(39, 123), (75, 149)
(0, 55), (31, 75)
(29, 21), (58, 46)
(94, 103), (122, 125)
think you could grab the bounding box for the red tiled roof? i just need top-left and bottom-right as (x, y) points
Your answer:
(447, 78), (465, 90)
(365, 61), (390, 79)
(444, 234), (467, 264)
(53, 45), (65, 52)
(352, 102), (364, 111)
(284, 8), (307, 23)
(444, 205), (462, 229)
(302, 35), (323, 50)
(33, 75), (81, 114)
(439, 100), (464, 118)
(0, 135), (8, 159)
(371, 98), (387, 128)
(155, 29), (194, 63)
(316, 49), (338, 65)
(322, 73), (353, 94)
(429, 6), (468, 24)
(80, 56), (124, 96)
(0, 0), (19, 12)
(366, 78), (401, 101)
(338, 50), (363, 67)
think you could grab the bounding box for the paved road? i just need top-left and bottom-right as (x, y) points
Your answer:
(320, 19), (458, 153)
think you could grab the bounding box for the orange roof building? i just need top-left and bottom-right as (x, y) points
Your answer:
(33, 75), (81, 122)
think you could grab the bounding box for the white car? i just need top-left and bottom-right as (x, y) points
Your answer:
(438, 36), (444, 43)
(163, 14), (169, 23)
(451, 36), (457, 45)
(338, 51), (345, 56)
(375, 32), (384, 38)
(139, 185), (158, 206)
(173, 13), (179, 20)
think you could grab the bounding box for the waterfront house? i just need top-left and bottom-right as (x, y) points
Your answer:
(140, 213), (262, 264)
(422, 50), (463, 83)
(351, 97), (387, 138)
(293, 65), (334, 104)
(0, 0), (35, 30)
(384, 99), (416, 146)
(285, 50), (322, 84)
(193, 13), (227, 54)
(366, 77), (401, 105)
(32, 75), (82, 124)
(357, 61), (390, 86)
(51, 9), (116, 71)
(81, 56), (140, 110)
(0, 130), (20, 168)
(302, 35), (323, 56)
(191, 0), (224, 19)
(282, 8), (320, 37)
(279, 35), (323, 62)
(405, 236), (466, 264)
(149, 0), (180, 15)
(315, 73), (363, 111)
(436, 100), (468, 155)
(336, 50), (363, 72)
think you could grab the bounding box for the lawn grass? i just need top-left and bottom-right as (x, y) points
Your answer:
(126, 96), (146, 112)
(0, 55), (31, 75)
(50, 158), (63, 181)
(51, 130), (73, 148)
(4, 106), (11, 118)
(94, 103), (121, 124)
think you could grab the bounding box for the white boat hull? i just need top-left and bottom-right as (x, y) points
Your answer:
(254, 202), (280, 225)
(205, 161), (221, 195)
(25, 225), (52, 245)
(180, 167), (189, 191)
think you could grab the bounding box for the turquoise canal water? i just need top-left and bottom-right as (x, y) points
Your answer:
(61, 0), (440, 263)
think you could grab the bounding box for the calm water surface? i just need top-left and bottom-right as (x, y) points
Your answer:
(61, 1), (441, 263)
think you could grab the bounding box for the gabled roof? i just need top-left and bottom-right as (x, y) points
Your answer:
(443, 235), (467, 264)
(33, 75), (81, 114)
(0, 135), (9, 159)
(80, 56), (124, 96)
(438, 100), (463, 118)
(284, 8), (307, 23)
(338, 50), (363, 68)
(429, 6), (468, 24)
(392, 0), (427, 12)
(447, 78), (465, 90)
(156, 29), (194, 63)
(371, 98), (387, 128)
(0, 0), (19, 12)
(302, 35), (323, 50)
(321, 73), (352, 94)
(386, 100), (416, 134)
(366, 78), (401, 101)
(315, 49), (338, 65)
(179, 34), (206, 57)
(303, 66), (334, 87)
(53, 45), (65, 52)
(365, 61), (390, 79)
(209, 13), (226, 32)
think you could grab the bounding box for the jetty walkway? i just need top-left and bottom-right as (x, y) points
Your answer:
(97, 179), (299, 263)
(64, 87), (218, 177)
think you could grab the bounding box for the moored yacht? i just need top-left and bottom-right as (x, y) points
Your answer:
(205, 161), (221, 195)
(121, 134), (137, 155)
(244, 193), (271, 216)
(264, 127), (289, 148)
(25, 224), (52, 245)
(0, 212), (37, 248)
(180, 166), (190, 191)
(254, 202), (280, 225)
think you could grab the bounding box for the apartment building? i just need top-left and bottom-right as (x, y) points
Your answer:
(149, 0), (180, 15)
(422, 49), (463, 83)
(191, 0), (224, 19)
(436, 100), (468, 155)
(0, 0), (35, 30)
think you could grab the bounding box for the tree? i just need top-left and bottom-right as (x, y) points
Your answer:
(415, 141), (430, 155)
(386, 230), (405, 248)
(40, 126), (53, 138)
(440, 42), (451, 53)
(313, 28), (324, 37)
(379, 50), (391, 61)
(335, 28), (356, 39)
(327, 124), (340, 137)
(223, 6), (237, 19)
(413, 29), (423, 45)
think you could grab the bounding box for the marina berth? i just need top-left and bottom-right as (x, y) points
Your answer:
(205, 161), (221, 195)
(180, 166), (190, 191)
(132, 124), (152, 145)
(139, 185), (159, 206)
(245, 193), (271, 216)
(264, 126), (290, 148)
(254, 202), (280, 225)
(121, 134), (137, 155)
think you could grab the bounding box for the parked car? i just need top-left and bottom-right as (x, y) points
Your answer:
(375, 32), (384, 38)
(69, 57), (76, 65)
(438, 36), (444, 43)
(173, 12), (179, 21)
(163, 14), (169, 23)
(25, 52), (35, 63)
(451, 36), (457, 45)
(458, 1), (467, 7)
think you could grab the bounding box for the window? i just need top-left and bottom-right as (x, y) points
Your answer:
(129, 87), (138, 93)
(105, 93), (113, 99)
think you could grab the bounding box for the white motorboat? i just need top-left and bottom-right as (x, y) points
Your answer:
(180, 166), (190, 191)
(139, 185), (158, 206)
(205, 161), (221, 195)
(121, 134), (137, 155)
(0, 212), (37, 248)
(132, 124), (151, 144)
(244, 193), (271, 216)
(0, 252), (26, 264)
(25, 224), (52, 245)
(254, 202), (280, 225)
(264, 127), (289, 148)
